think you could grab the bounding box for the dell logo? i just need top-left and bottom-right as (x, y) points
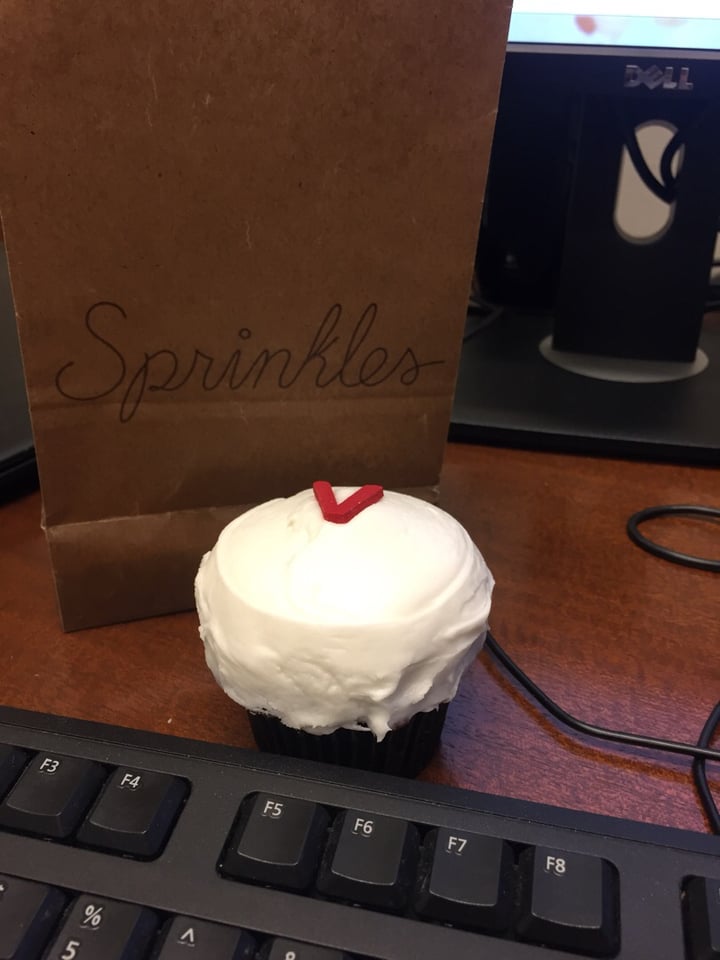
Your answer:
(624, 65), (693, 91)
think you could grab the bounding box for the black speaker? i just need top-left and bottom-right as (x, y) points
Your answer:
(554, 89), (720, 362)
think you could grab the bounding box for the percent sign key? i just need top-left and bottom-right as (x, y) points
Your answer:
(82, 903), (104, 928)
(48, 895), (159, 958)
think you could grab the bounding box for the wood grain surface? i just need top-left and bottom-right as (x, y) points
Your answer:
(1, 443), (718, 832)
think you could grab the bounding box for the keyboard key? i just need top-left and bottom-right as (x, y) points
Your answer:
(44, 894), (157, 960)
(262, 938), (350, 960)
(0, 874), (66, 960)
(0, 754), (106, 839)
(155, 916), (255, 958)
(316, 809), (418, 911)
(76, 767), (187, 858)
(221, 793), (329, 890)
(414, 828), (513, 931)
(517, 846), (618, 956)
(0, 745), (29, 798)
(685, 876), (720, 959)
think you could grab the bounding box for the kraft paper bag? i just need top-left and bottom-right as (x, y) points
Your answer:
(0, 1), (511, 630)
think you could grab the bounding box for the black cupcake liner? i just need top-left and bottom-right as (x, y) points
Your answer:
(248, 703), (448, 778)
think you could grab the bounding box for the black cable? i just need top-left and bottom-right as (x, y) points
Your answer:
(627, 505), (720, 573)
(693, 703), (720, 834)
(485, 632), (720, 830)
(485, 632), (720, 764)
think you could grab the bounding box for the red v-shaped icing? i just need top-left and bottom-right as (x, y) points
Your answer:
(312, 481), (384, 523)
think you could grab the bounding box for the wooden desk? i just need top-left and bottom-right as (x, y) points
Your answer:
(1, 444), (718, 832)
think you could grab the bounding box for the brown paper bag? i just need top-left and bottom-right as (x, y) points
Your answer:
(0, 2), (510, 630)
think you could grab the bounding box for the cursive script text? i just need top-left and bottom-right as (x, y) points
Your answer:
(55, 301), (445, 422)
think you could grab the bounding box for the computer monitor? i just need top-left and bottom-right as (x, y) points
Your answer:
(452, 2), (720, 461)
(478, 1), (720, 355)
(509, 1), (720, 51)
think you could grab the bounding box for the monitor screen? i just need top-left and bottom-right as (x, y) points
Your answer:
(509, 2), (720, 50)
(465, 0), (720, 462)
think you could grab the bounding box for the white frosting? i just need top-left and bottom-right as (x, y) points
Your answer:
(195, 487), (493, 739)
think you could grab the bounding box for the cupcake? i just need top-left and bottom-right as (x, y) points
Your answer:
(195, 482), (493, 777)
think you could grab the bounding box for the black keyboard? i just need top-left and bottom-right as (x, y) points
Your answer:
(0, 706), (719, 960)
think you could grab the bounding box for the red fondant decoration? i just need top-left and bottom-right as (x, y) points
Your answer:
(312, 481), (384, 523)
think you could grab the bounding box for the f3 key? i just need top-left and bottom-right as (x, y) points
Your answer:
(0, 754), (106, 839)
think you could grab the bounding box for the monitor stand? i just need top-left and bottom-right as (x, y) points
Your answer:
(449, 308), (720, 463)
(537, 336), (709, 384)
